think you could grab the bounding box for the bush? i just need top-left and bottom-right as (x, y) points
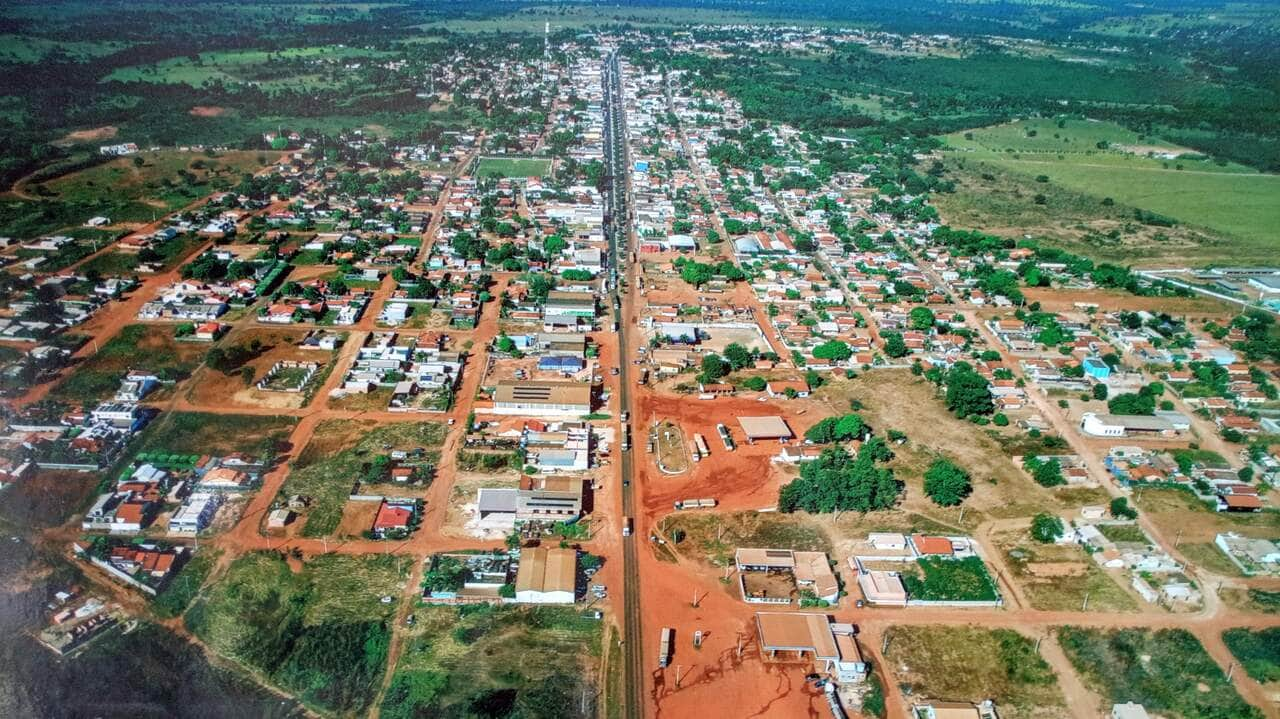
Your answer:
(1110, 497), (1138, 520)
(902, 556), (999, 602)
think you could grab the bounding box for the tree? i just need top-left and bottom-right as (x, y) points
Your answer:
(1030, 513), (1064, 543)
(698, 353), (728, 383)
(1108, 392), (1155, 415)
(923, 458), (971, 506)
(1109, 497), (1138, 520)
(945, 364), (994, 417)
(680, 261), (714, 288)
(908, 306), (936, 330)
(1092, 383), (1109, 401)
(742, 376), (767, 391)
(723, 342), (752, 370)
(812, 339), (852, 362)
(804, 413), (864, 444)
(882, 332), (908, 358)
(1023, 456), (1065, 487)
(778, 445), (899, 514)
(543, 235), (566, 255)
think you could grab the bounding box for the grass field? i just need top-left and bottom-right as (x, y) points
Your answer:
(285, 419), (445, 537)
(884, 625), (1063, 719)
(940, 119), (1280, 264)
(49, 324), (205, 403)
(185, 551), (408, 714)
(1058, 627), (1261, 719)
(382, 603), (601, 719)
(474, 156), (552, 179)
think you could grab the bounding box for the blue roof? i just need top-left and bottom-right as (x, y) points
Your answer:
(538, 356), (584, 370)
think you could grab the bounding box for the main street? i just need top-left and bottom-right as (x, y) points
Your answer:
(601, 47), (646, 719)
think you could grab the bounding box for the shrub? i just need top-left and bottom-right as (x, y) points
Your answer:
(1030, 513), (1064, 543)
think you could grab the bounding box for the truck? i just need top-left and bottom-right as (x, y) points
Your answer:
(717, 423), (735, 451)
(658, 627), (673, 668)
(621, 422), (631, 451)
(622, 517), (632, 537)
(693, 433), (710, 457)
(688, 440), (701, 463)
(673, 498), (717, 511)
(639, 368), (649, 385)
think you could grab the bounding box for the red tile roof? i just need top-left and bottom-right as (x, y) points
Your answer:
(911, 534), (954, 556)
(373, 503), (412, 530)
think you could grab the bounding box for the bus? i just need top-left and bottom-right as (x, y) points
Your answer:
(658, 627), (673, 668)
(717, 423), (735, 451)
(693, 433), (710, 457)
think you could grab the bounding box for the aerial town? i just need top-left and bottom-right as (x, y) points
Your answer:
(0, 2), (1277, 719)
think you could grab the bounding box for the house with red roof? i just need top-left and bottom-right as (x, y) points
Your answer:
(372, 500), (418, 538)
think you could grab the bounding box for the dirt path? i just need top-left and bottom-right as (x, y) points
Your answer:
(1038, 630), (1101, 719)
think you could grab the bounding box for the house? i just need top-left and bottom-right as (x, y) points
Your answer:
(513, 546), (576, 604)
(856, 569), (908, 606)
(267, 508), (294, 529)
(169, 493), (221, 534)
(735, 548), (839, 604)
(754, 613), (867, 683)
(492, 380), (592, 416)
(1082, 357), (1111, 380)
(766, 380), (810, 398)
(372, 500), (415, 538)
(198, 467), (251, 491)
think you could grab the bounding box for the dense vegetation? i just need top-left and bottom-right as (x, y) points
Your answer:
(778, 439), (899, 513)
(1059, 627), (1263, 719)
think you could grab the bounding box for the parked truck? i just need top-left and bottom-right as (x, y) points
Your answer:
(689, 440), (701, 462)
(621, 422), (631, 451)
(658, 627), (673, 668)
(673, 498), (718, 510)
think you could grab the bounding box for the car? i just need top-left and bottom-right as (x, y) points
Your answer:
(447, 418), (456, 426)
(620, 411), (630, 422)
(623, 479), (631, 486)
(611, 367), (619, 376)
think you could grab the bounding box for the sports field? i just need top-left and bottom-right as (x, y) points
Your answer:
(474, 156), (552, 179)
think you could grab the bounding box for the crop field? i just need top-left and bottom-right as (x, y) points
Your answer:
(995, 529), (1137, 612)
(1058, 627), (1260, 719)
(132, 411), (297, 459)
(382, 603), (601, 719)
(185, 551), (408, 714)
(284, 419), (445, 537)
(883, 626), (1065, 719)
(940, 119), (1280, 263)
(474, 156), (552, 179)
(49, 324), (206, 403)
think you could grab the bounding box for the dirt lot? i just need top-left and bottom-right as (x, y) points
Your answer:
(187, 327), (331, 410)
(440, 472), (522, 539)
(335, 500), (381, 538)
(809, 369), (1071, 524)
(1134, 487), (1280, 544)
(654, 421), (690, 474)
(1020, 287), (1235, 317)
(483, 353), (596, 385)
(993, 528), (1140, 612)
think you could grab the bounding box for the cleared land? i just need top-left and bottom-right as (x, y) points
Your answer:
(939, 119), (1280, 264)
(187, 328), (333, 410)
(1058, 627), (1261, 719)
(883, 625), (1067, 719)
(133, 411), (297, 458)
